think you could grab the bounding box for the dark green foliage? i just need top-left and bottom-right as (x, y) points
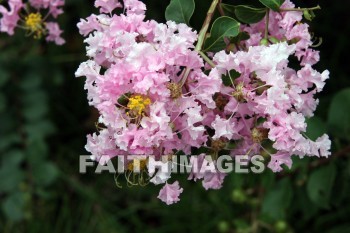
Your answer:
(165, 0), (195, 25)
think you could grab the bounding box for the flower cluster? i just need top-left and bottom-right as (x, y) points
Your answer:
(0, 0), (65, 44)
(76, 0), (331, 204)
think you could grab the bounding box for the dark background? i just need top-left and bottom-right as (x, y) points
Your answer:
(0, 0), (349, 232)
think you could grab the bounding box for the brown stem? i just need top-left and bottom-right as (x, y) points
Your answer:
(278, 146), (350, 179)
(217, 0), (225, 16)
(180, 0), (219, 86)
(280, 5), (321, 12)
(195, 0), (219, 51)
(264, 9), (270, 40)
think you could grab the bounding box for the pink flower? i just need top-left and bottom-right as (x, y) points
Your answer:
(124, 0), (146, 15)
(188, 154), (206, 181)
(158, 181), (183, 205)
(86, 129), (120, 165)
(0, 0), (23, 35)
(77, 15), (102, 36)
(77, 0), (332, 203)
(1, 0), (65, 44)
(45, 22), (65, 45)
(211, 115), (236, 140)
(202, 172), (226, 190)
(29, 0), (64, 17)
(268, 152), (293, 172)
(95, 0), (122, 13)
(314, 135), (331, 157)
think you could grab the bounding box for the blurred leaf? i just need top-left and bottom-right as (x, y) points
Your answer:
(0, 133), (21, 152)
(261, 170), (275, 189)
(307, 163), (336, 208)
(0, 160), (24, 192)
(22, 90), (47, 106)
(306, 116), (327, 140)
(23, 101), (48, 121)
(258, 0), (285, 11)
(326, 225), (350, 233)
(2, 192), (26, 221)
(25, 120), (56, 141)
(292, 186), (319, 221)
(0, 68), (10, 87)
(32, 162), (59, 186)
(328, 88), (350, 139)
(165, 0), (195, 25)
(261, 178), (293, 220)
(6, 150), (25, 165)
(233, 219), (250, 230)
(27, 139), (49, 162)
(0, 92), (6, 112)
(19, 73), (42, 90)
(204, 16), (240, 52)
(234, 5), (266, 24)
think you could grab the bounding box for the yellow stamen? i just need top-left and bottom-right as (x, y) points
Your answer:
(127, 158), (148, 172)
(167, 83), (182, 99)
(211, 139), (226, 152)
(232, 82), (246, 102)
(24, 13), (45, 39)
(127, 94), (151, 117)
(251, 127), (268, 143)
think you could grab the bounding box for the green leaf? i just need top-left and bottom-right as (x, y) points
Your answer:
(32, 162), (59, 186)
(222, 69), (240, 86)
(326, 225), (350, 233)
(234, 5), (267, 24)
(261, 178), (293, 220)
(21, 90), (47, 106)
(307, 163), (336, 208)
(259, 0), (285, 11)
(230, 32), (250, 44)
(23, 101), (48, 122)
(328, 88), (350, 139)
(306, 116), (327, 140)
(2, 192), (26, 221)
(220, 3), (235, 16)
(0, 133), (21, 152)
(27, 139), (49, 162)
(0, 93), (6, 113)
(204, 16), (240, 52)
(261, 170), (275, 189)
(25, 120), (56, 141)
(6, 150), (25, 165)
(165, 0), (195, 25)
(19, 73), (42, 91)
(291, 186), (319, 219)
(0, 165), (24, 192)
(0, 68), (10, 87)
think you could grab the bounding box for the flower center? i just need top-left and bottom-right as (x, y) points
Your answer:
(167, 83), (182, 99)
(251, 127), (268, 143)
(214, 93), (229, 111)
(25, 13), (45, 39)
(127, 94), (151, 117)
(232, 82), (246, 102)
(127, 158), (148, 172)
(211, 139), (226, 152)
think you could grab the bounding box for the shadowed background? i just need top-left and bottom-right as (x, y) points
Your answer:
(0, 0), (349, 232)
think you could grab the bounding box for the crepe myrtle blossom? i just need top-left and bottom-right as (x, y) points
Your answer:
(157, 181), (183, 205)
(0, 0), (65, 44)
(76, 0), (331, 204)
(242, 0), (322, 66)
